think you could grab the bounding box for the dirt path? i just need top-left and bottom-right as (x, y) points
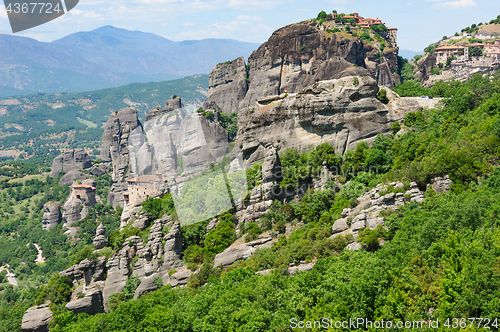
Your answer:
(33, 243), (45, 264)
(0, 265), (18, 286)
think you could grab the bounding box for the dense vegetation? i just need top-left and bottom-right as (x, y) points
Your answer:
(35, 71), (500, 331)
(0, 167), (122, 330)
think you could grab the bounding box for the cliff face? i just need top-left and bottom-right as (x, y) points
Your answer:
(100, 107), (142, 208)
(203, 57), (248, 114)
(203, 21), (398, 114)
(235, 76), (422, 166)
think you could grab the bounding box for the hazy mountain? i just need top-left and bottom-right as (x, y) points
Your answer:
(0, 26), (259, 97)
(399, 49), (424, 60)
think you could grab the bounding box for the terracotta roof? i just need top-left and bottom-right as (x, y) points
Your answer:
(72, 184), (95, 190)
(468, 43), (484, 47)
(127, 174), (168, 183)
(435, 45), (465, 51)
(123, 192), (130, 196)
(387, 27), (398, 30)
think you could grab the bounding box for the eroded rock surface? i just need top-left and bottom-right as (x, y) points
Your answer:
(236, 76), (421, 166)
(203, 57), (248, 114)
(42, 202), (61, 231)
(21, 303), (53, 332)
(50, 149), (92, 178)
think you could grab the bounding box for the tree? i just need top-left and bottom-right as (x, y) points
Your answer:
(377, 89), (389, 104)
(391, 121), (401, 136)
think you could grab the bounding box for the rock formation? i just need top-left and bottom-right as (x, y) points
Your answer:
(50, 148), (92, 178)
(213, 236), (276, 268)
(41, 202), (61, 231)
(203, 20), (398, 114)
(21, 302), (53, 332)
(234, 76), (421, 167)
(145, 96), (183, 121)
(93, 223), (108, 249)
(62, 179), (97, 228)
(100, 107), (142, 208)
(330, 181), (425, 241)
(65, 289), (104, 316)
(203, 57), (248, 114)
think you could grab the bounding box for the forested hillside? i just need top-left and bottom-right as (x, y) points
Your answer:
(0, 75), (208, 163)
(5, 72), (495, 331)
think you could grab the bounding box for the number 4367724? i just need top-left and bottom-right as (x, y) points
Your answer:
(5, 2), (63, 14)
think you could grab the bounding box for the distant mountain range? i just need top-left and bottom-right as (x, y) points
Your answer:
(399, 49), (424, 60)
(0, 26), (260, 97)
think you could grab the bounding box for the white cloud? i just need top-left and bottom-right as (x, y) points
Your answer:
(235, 15), (264, 21)
(425, 0), (477, 8)
(69, 9), (102, 18)
(0, 5), (7, 18)
(183, 22), (196, 26)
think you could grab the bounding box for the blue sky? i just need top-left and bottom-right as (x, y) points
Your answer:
(1, 0), (499, 51)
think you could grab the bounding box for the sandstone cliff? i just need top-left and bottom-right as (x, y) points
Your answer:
(100, 107), (142, 208)
(203, 57), (248, 114)
(203, 20), (398, 114)
(42, 202), (61, 231)
(234, 76), (422, 166)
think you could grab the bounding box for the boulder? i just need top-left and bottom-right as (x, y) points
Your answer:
(331, 218), (349, 234)
(346, 242), (362, 251)
(65, 289), (104, 316)
(213, 237), (275, 268)
(50, 148), (92, 178)
(133, 273), (160, 299)
(163, 267), (192, 287)
(21, 303), (53, 332)
(42, 202), (61, 231)
(429, 175), (453, 193)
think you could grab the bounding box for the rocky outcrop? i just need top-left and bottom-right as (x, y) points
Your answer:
(415, 53), (436, 83)
(176, 113), (229, 176)
(213, 236), (276, 268)
(42, 202), (61, 231)
(162, 221), (183, 269)
(58, 169), (87, 186)
(102, 249), (131, 311)
(93, 223), (108, 249)
(330, 181), (425, 240)
(62, 179), (97, 228)
(145, 96), (183, 121)
(21, 303), (53, 332)
(50, 148), (92, 178)
(100, 107), (142, 208)
(65, 289), (104, 316)
(204, 21), (398, 113)
(203, 57), (248, 114)
(235, 76), (422, 167)
(428, 175), (453, 193)
(62, 197), (86, 228)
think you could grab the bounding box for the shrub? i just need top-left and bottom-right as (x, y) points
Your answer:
(391, 121), (401, 135)
(377, 89), (389, 104)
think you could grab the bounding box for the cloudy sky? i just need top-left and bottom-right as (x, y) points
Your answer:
(0, 0), (499, 51)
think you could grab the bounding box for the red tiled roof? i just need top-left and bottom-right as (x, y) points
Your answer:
(72, 184), (95, 190)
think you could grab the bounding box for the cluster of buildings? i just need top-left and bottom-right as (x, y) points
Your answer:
(434, 39), (500, 65)
(331, 12), (397, 44)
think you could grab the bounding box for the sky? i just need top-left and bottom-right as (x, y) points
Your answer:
(0, 0), (500, 51)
